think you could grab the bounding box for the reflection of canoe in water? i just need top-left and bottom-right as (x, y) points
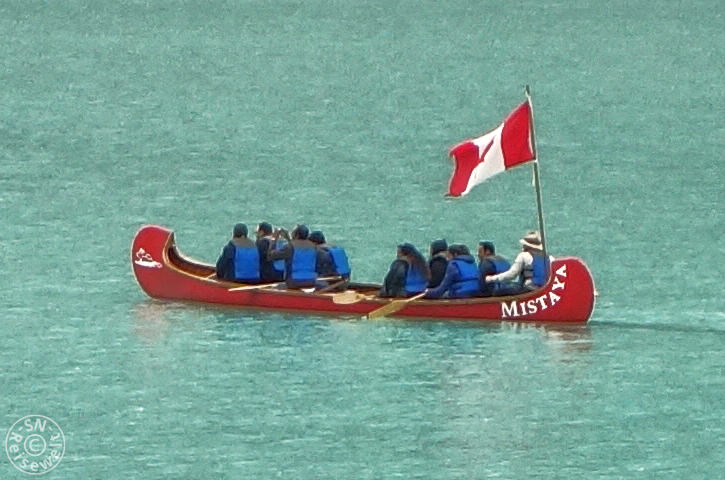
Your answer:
(131, 225), (596, 324)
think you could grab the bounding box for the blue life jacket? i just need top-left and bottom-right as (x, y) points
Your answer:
(273, 239), (287, 277)
(404, 265), (427, 295)
(290, 247), (317, 283)
(328, 246), (351, 277)
(530, 254), (549, 287)
(488, 255), (512, 295)
(491, 256), (510, 274)
(234, 246), (260, 282)
(449, 258), (480, 297)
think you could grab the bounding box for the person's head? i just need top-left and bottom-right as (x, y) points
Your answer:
(429, 239), (448, 257)
(397, 242), (416, 258)
(292, 224), (309, 240)
(398, 243), (431, 280)
(309, 230), (326, 245)
(519, 231), (543, 253)
(448, 244), (470, 257)
(233, 223), (248, 238)
(256, 222), (273, 237)
(478, 241), (495, 259)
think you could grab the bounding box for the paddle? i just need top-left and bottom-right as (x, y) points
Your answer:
(316, 278), (348, 294)
(331, 290), (373, 304)
(366, 291), (426, 319)
(227, 276), (342, 292)
(227, 281), (284, 292)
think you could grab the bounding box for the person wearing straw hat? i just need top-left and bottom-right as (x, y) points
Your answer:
(484, 231), (549, 293)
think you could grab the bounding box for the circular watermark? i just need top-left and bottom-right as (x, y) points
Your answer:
(5, 415), (65, 475)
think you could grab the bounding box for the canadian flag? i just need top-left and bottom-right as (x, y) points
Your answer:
(447, 101), (535, 197)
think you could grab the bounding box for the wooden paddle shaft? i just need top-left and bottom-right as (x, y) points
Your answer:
(366, 291), (426, 319)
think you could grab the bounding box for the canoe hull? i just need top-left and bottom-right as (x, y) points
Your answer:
(131, 225), (595, 324)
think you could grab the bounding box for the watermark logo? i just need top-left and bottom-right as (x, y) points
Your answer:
(5, 415), (65, 475)
(134, 248), (162, 268)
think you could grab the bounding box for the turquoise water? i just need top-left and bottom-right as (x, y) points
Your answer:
(2, 1), (723, 478)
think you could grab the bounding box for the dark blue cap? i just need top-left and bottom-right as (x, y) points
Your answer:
(479, 241), (495, 253)
(294, 224), (309, 240)
(448, 243), (470, 256)
(430, 239), (448, 255)
(257, 222), (273, 235)
(309, 230), (326, 244)
(233, 223), (248, 237)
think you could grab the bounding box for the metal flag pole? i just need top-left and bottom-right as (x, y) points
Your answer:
(525, 85), (548, 259)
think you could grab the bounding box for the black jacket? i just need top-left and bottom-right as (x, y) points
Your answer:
(216, 237), (255, 281)
(428, 255), (448, 288)
(379, 259), (408, 297)
(315, 244), (336, 276)
(256, 237), (284, 282)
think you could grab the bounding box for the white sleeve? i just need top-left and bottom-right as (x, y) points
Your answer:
(491, 252), (526, 282)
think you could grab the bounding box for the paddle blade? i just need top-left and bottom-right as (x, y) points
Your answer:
(367, 300), (407, 319)
(332, 290), (360, 304)
(366, 292), (425, 319)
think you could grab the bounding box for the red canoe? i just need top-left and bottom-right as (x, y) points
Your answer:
(131, 225), (596, 324)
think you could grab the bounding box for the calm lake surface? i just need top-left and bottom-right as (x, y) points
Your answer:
(1, 1), (723, 478)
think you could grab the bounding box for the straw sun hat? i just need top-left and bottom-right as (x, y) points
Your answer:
(519, 231), (543, 250)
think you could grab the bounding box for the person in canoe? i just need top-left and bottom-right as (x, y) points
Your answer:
(424, 244), (480, 299)
(267, 224), (318, 289)
(309, 230), (351, 290)
(484, 231), (549, 294)
(255, 222), (285, 282)
(379, 242), (431, 298)
(477, 241), (512, 296)
(215, 223), (260, 283)
(427, 239), (449, 288)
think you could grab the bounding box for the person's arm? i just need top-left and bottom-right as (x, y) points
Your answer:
(479, 259), (496, 277)
(215, 243), (234, 279)
(267, 231), (293, 261)
(267, 244), (291, 261)
(487, 253), (525, 283)
(428, 257), (447, 287)
(425, 263), (457, 298)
